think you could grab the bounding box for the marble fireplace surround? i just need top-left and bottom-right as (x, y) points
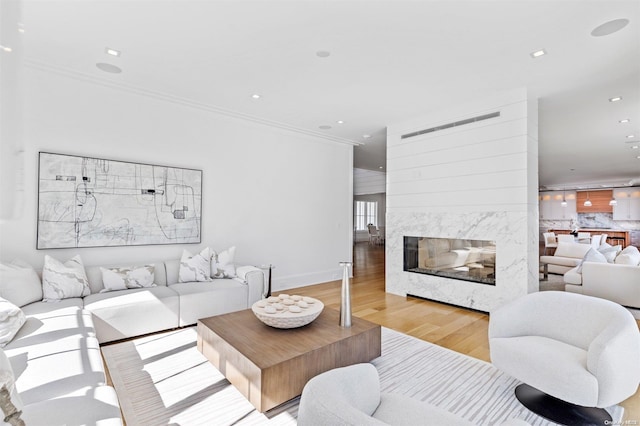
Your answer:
(387, 211), (534, 313)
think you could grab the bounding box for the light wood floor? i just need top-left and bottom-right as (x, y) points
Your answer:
(284, 242), (640, 422)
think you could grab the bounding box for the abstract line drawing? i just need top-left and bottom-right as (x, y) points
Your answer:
(37, 152), (202, 249)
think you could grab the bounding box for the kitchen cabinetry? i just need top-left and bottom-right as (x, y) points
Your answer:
(612, 188), (640, 220)
(576, 190), (613, 213)
(539, 191), (576, 220)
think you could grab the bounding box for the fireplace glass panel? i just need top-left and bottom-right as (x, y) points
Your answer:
(404, 236), (496, 285)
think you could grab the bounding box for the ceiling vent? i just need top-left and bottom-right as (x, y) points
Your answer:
(401, 111), (500, 140)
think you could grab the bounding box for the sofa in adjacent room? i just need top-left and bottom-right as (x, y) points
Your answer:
(0, 248), (265, 425)
(539, 242), (592, 275)
(564, 245), (640, 309)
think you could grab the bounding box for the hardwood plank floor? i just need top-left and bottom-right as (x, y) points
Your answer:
(284, 242), (640, 422)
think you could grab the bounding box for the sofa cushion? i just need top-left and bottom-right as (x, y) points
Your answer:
(42, 255), (91, 302)
(0, 297), (26, 348)
(179, 248), (213, 282)
(0, 260), (43, 308)
(83, 287), (179, 343)
(553, 242), (592, 259)
(169, 279), (248, 326)
(100, 264), (156, 292)
(6, 303), (95, 355)
(2, 300), (106, 405)
(7, 337), (106, 405)
(21, 385), (122, 426)
(598, 244), (622, 263)
(539, 255), (582, 268)
(576, 248), (607, 273)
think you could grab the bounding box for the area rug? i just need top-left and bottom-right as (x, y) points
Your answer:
(102, 327), (623, 426)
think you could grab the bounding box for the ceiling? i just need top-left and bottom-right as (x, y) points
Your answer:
(13, 0), (640, 189)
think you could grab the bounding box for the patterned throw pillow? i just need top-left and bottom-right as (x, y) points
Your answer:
(0, 297), (26, 347)
(42, 255), (91, 302)
(576, 248), (608, 273)
(179, 248), (213, 282)
(100, 265), (156, 293)
(211, 246), (236, 278)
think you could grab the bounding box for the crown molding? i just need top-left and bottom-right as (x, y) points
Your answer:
(23, 58), (360, 147)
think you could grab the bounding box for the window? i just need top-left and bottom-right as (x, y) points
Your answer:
(355, 201), (378, 230)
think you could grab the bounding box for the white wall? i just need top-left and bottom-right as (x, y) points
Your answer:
(385, 88), (538, 312)
(0, 66), (354, 291)
(354, 168), (386, 195)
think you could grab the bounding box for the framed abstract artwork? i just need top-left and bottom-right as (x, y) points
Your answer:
(37, 152), (202, 249)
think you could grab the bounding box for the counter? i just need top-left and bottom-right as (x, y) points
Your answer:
(549, 229), (630, 248)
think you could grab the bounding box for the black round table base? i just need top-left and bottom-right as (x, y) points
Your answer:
(514, 383), (612, 426)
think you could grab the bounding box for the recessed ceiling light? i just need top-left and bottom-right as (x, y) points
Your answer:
(336, 120), (345, 124)
(316, 50), (331, 58)
(379, 166), (384, 169)
(319, 125), (332, 130)
(0, 45), (12, 52)
(591, 18), (630, 37)
(626, 134), (635, 139)
(251, 94), (261, 99)
(105, 47), (120, 57)
(637, 155), (640, 159)
(362, 134), (371, 139)
(619, 119), (630, 123)
(96, 63), (122, 73)
(609, 96), (622, 102)
(631, 145), (639, 149)
(530, 49), (546, 58)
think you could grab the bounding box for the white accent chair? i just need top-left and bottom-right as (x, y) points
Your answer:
(542, 232), (558, 255)
(297, 363), (530, 426)
(489, 291), (640, 425)
(590, 234), (602, 248)
(298, 363), (469, 425)
(368, 224), (381, 245)
(557, 234), (575, 243)
(600, 233), (608, 245)
(577, 232), (591, 244)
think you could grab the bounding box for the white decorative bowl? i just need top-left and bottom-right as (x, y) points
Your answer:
(252, 295), (324, 329)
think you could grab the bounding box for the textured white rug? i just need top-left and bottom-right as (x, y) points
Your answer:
(102, 326), (623, 426)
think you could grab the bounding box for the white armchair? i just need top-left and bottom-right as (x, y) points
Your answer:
(297, 363), (530, 426)
(489, 291), (640, 425)
(297, 363), (470, 425)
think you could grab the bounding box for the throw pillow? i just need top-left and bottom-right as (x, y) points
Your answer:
(0, 297), (26, 348)
(597, 244), (622, 264)
(0, 260), (44, 307)
(179, 248), (213, 282)
(576, 248), (608, 273)
(615, 245), (640, 266)
(42, 255), (91, 302)
(211, 246), (237, 279)
(100, 265), (156, 293)
(0, 347), (23, 424)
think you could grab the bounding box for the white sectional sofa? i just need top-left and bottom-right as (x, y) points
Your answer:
(0, 254), (265, 425)
(539, 242), (592, 274)
(564, 245), (640, 309)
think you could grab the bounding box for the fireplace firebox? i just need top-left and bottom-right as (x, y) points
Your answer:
(404, 236), (496, 285)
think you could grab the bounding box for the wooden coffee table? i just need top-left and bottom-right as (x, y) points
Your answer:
(197, 307), (381, 412)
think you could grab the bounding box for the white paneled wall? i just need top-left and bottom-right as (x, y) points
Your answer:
(386, 88), (538, 312)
